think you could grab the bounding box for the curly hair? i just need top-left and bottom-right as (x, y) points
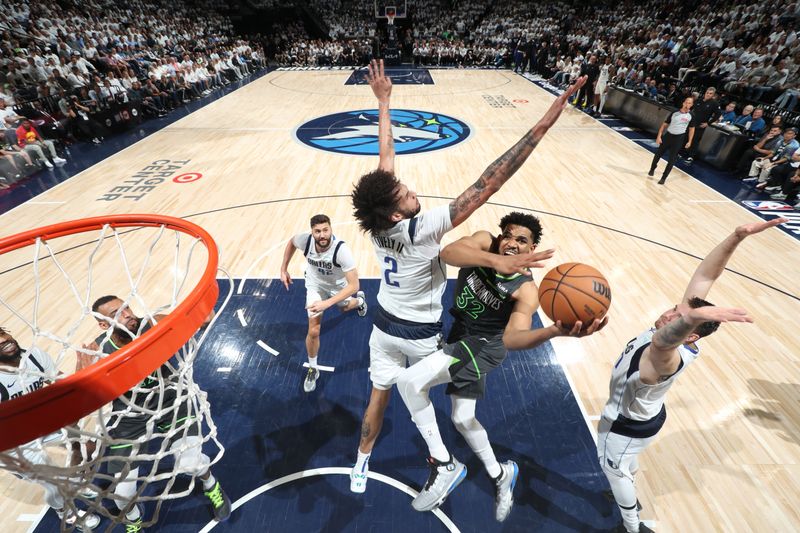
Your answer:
(499, 211), (543, 245)
(687, 296), (721, 338)
(351, 169), (400, 235)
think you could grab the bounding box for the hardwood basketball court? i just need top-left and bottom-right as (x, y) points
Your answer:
(1, 69), (797, 532)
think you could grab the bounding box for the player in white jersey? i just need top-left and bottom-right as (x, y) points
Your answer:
(280, 214), (367, 392)
(348, 59), (587, 493)
(598, 217), (786, 533)
(0, 327), (101, 531)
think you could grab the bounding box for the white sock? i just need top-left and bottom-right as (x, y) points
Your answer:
(201, 471), (217, 491)
(308, 355), (317, 369)
(605, 469), (640, 532)
(125, 505), (141, 521)
(451, 396), (500, 477)
(476, 445), (502, 479)
(417, 421), (450, 463)
(114, 467), (139, 511)
(355, 450), (370, 473)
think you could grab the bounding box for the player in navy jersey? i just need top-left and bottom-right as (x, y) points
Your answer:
(397, 212), (605, 518)
(599, 217), (786, 533)
(81, 295), (231, 532)
(348, 59), (587, 493)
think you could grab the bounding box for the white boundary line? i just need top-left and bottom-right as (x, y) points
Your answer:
(256, 340), (279, 356)
(23, 507), (47, 533)
(537, 308), (598, 443)
(302, 362), (335, 372)
(236, 309), (248, 327)
(197, 467), (460, 533)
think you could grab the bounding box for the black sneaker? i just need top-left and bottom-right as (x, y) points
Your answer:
(647, 170), (654, 177)
(204, 481), (232, 521)
(658, 178), (666, 184)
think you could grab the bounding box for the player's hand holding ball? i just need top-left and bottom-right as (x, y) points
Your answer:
(538, 262), (611, 332)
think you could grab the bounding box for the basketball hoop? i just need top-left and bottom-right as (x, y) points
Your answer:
(386, 6), (396, 25)
(0, 214), (232, 530)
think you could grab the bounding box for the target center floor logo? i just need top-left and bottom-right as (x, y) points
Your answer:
(294, 109), (471, 156)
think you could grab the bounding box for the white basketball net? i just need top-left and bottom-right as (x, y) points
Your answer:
(0, 222), (232, 532)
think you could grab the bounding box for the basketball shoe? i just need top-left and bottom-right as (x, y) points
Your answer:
(350, 462), (369, 493)
(494, 460), (519, 522)
(204, 481), (232, 521)
(303, 367), (319, 392)
(57, 508), (100, 532)
(411, 455), (467, 512)
(356, 290), (368, 317)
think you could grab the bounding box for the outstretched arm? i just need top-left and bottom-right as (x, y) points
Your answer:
(449, 76), (588, 227)
(366, 59), (394, 172)
(682, 218), (787, 303)
(642, 305), (753, 383)
(440, 231), (555, 275)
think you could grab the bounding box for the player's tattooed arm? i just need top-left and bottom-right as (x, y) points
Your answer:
(651, 316), (696, 352)
(449, 75), (588, 227)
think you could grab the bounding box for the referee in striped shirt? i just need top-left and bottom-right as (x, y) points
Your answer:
(648, 97), (696, 184)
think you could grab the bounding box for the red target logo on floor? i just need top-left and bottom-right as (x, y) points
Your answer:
(173, 173), (203, 183)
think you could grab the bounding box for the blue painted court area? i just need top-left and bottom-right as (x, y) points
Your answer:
(33, 279), (618, 532)
(345, 68), (435, 85)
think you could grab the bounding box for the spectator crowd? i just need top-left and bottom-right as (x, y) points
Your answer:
(0, 0), (267, 186)
(2, 0), (799, 204)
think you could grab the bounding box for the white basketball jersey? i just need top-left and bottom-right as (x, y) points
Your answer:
(372, 205), (452, 323)
(598, 64), (610, 83)
(292, 233), (355, 286)
(0, 347), (57, 403)
(602, 328), (699, 425)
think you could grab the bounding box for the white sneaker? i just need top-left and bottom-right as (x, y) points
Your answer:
(44, 160), (54, 169)
(53, 156), (67, 165)
(58, 508), (101, 531)
(303, 367), (319, 393)
(355, 290), (367, 317)
(494, 460), (519, 522)
(411, 455), (467, 512)
(350, 462), (368, 493)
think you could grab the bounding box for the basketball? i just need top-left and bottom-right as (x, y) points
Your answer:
(538, 263), (611, 327)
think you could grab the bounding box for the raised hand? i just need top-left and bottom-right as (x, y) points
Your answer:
(734, 217), (788, 238)
(538, 75), (587, 130)
(76, 343), (99, 372)
(366, 59), (392, 103)
(688, 305), (753, 325)
(493, 248), (555, 275)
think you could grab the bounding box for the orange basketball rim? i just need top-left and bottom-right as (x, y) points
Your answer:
(0, 215), (219, 451)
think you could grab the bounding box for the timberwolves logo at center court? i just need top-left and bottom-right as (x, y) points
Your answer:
(294, 109), (471, 156)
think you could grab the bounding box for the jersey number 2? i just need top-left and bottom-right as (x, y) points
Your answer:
(384, 257), (400, 287)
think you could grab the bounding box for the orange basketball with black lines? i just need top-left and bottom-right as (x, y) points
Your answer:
(538, 263), (611, 327)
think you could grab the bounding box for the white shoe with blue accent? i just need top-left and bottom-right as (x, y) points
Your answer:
(494, 460), (519, 522)
(411, 455), (467, 512)
(350, 462), (369, 493)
